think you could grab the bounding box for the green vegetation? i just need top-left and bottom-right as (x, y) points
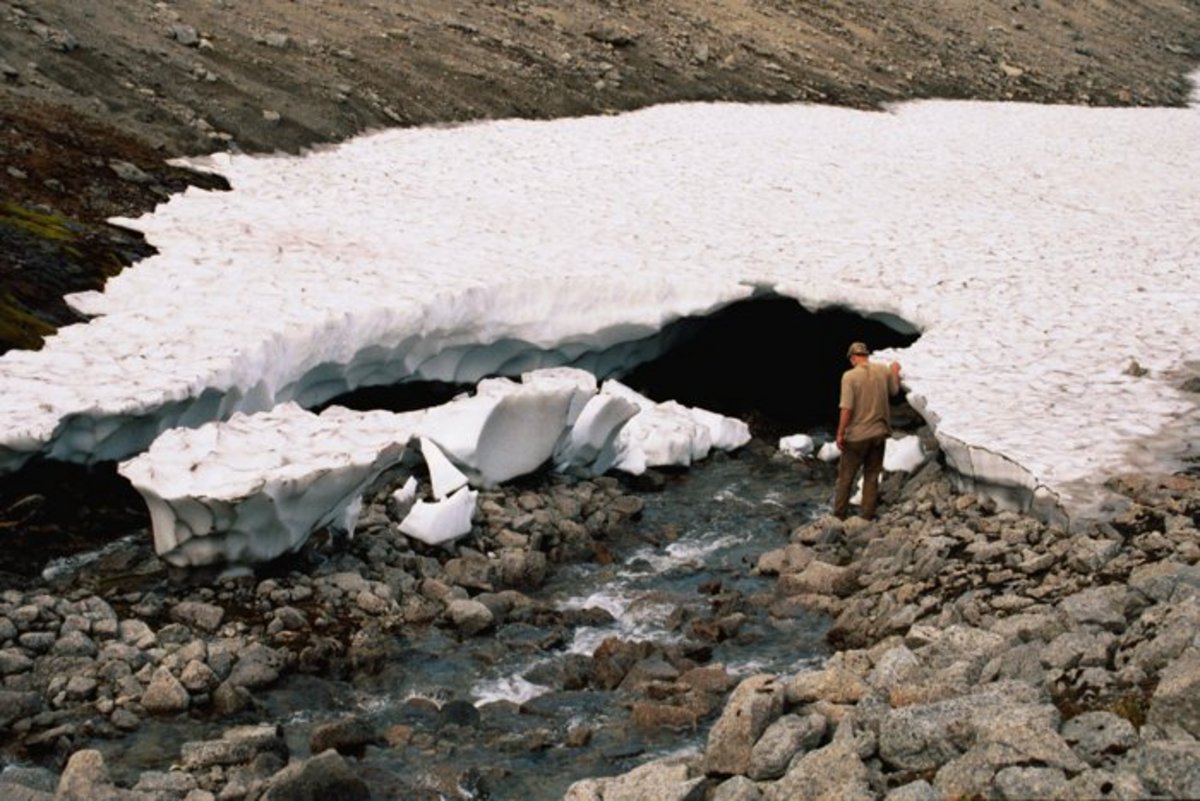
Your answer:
(0, 202), (154, 353)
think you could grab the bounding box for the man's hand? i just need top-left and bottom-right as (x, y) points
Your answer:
(890, 361), (901, 376)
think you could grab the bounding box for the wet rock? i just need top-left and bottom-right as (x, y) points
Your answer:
(180, 659), (219, 692)
(118, 619), (156, 648)
(705, 674), (785, 776)
(592, 638), (654, 690)
(110, 707), (140, 731)
(497, 548), (548, 588)
(142, 666), (190, 714)
(0, 647), (33, 674)
(439, 698), (481, 728)
(55, 749), (116, 801)
(309, 715), (380, 757)
(444, 554), (494, 591)
(0, 689), (43, 726)
(747, 712), (826, 780)
(630, 701), (700, 731)
(133, 769), (199, 794)
(212, 681), (252, 717)
(619, 656), (680, 692)
(262, 749), (370, 801)
(170, 601), (225, 632)
(226, 642), (282, 689)
(181, 723), (289, 769)
(444, 598), (494, 635)
(51, 630), (97, 657)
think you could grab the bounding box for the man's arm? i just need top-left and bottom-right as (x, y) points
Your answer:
(888, 361), (902, 395)
(836, 407), (851, 451)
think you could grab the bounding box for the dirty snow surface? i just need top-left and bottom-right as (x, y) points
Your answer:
(2, 77), (1198, 522)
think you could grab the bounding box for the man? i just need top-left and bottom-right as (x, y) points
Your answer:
(834, 341), (901, 520)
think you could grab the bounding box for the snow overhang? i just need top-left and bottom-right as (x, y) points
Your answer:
(1, 77), (1198, 528)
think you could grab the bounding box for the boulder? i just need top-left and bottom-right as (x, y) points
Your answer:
(263, 750), (370, 801)
(1061, 711), (1139, 767)
(992, 766), (1069, 800)
(181, 724), (289, 769)
(309, 716), (380, 757)
(763, 738), (872, 801)
(170, 601), (226, 632)
(444, 598), (494, 636)
(55, 750), (120, 801)
(1123, 741), (1200, 799)
(141, 666), (190, 714)
(747, 713), (826, 780)
(712, 775), (762, 801)
(226, 643), (282, 689)
(1146, 648), (1200, 738)
(777, 560), (857, 598)
(1057, 585), (1131, 632)
(564, 758), (705, 801)
(786, 666), (868, 705)
(0, 690), (43, 726)
(705, 674), (785, 776)
(877, 681), (1053, 771)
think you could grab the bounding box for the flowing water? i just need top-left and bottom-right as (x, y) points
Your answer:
(298, 446), (832, 799)
(89, 443), (835, 799)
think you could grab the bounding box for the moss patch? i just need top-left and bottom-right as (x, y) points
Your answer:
(0, 202), (156, 353)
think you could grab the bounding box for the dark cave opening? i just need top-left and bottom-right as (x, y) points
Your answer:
(618, 295), (921, 438)
(320, 294), (922, 439)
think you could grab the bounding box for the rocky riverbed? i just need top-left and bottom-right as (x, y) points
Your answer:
(1, 434), (1198, 800)
(568, 464), (1200, 800)
(0, 437), (829, 800)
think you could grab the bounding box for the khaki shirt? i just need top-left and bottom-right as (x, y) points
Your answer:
(839, 362), (895, 441)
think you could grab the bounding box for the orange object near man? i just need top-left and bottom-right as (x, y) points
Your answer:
(834, 341), (901, 520)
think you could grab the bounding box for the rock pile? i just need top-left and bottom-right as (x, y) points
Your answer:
(0, 468), (652, 799)
(567, 465), (1200, 800)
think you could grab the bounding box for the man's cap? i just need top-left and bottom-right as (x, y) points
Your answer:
(847, 342), (870, 358)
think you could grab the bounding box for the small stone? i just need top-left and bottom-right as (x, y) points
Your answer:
(445, 599), (494, 636)
(0, 648), (33, 674)
(52, 630), (97, 657)
(108, 159), (153, 184)
(170, 601), (225, 632)
(180, 659), (219, 693)
(56, 750), (112, 801)
(142, 667), (190, 714)
(169, 24), (200, 46)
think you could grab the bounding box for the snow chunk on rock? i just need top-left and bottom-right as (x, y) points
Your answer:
(399, 486), (478, 546)
(118, 368), (748, 567)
